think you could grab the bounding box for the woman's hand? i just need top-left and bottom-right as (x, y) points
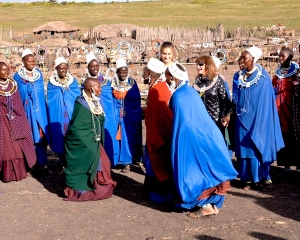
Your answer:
(221, 115), (230, 127)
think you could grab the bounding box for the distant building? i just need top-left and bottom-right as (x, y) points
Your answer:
(32, 21), (80, 38)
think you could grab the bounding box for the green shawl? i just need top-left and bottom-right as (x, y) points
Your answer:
(65, 97), (105, 191)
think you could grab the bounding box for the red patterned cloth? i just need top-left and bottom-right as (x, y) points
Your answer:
(145, 82), (173, 182)
(197, 180), (231, 200)
(272, 75), (295, 133)
(0, 81), (36, 172)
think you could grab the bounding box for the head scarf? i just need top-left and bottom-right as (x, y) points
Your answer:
(147, 58), (165, 74)
(247, 46), (263, 63)
(21, 48), (34, 59)
(168, 63), (186, 81)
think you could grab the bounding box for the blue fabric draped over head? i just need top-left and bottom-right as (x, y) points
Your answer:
(110, 78), (142, 167)
(169, 84), (237, 208)
(233, 65), (284, 162)
(47, 77), (80, 154)
(14, 68), (50, 143)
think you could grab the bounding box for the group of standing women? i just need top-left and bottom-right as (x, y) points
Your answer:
(143, 42), (299, 217)
(1, 41), (299, 218)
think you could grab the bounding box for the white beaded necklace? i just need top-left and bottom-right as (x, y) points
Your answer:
(0, 79), (9, 90)
(238, 64), (263, 88)
(111, 76), (134, 92)
(275, 62), (299, 79)
(18, 67), (41, 82)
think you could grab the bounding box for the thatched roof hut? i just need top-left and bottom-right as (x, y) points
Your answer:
(83, 24), (141, 44)
(32, 21), (80, 38)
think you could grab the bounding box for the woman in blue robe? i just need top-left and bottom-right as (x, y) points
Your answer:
(109, 58), (142, 172)
(47, 57), (80, 165)
(167, 63), (237, 217)
(13, 48), (50, 173)
(233, 46), (284, 191)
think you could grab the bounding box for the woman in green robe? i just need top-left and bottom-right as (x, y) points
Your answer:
(64, 78), (116, 201)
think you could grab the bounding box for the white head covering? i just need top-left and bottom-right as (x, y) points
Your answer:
(247, 46), (263, 63)
(86, 53), (97, 65)
(168, 63), (186, 81)
(147, 58), (164, 74)
(116, 58), (127, 69)
(212, 56), (221, 69)
(21, 48), (34, 59)
(55, 57), (67, 68)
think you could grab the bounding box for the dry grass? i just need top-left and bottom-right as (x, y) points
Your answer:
(0, 0), (299, 35)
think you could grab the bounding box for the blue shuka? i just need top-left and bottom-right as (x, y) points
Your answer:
(169, 84), (237, 209)
(47, 75), (80, 154)
(14, 68), (49, 144)
(233, 65), (284, 164)
(110, 78), (142, 167)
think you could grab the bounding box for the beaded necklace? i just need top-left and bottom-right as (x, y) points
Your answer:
(0, 78), (9, 90)
(82, 90), (104, 115)
(0, 78), (18, 120)
(275, 62), (299, 79)
(111, 76), (134, 92)
(49, 72), (73, 89)
(193, 75), (218, 96)
(18, 67), (41, 82)
(0, 78), (17, 97)
(237, 64), (263, 88)
(82, 90), (104, 141)
(112, 76), (134, 100)
(235, 64), (264, 116)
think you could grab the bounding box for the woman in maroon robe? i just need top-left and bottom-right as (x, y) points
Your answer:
(0, 62), (36, 182)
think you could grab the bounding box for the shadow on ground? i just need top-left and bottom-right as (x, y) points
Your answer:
(230, 164), (300, 222)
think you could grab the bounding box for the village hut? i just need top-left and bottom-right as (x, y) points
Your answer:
(32, 21), (80, 38)
(83, 24), (142, 44)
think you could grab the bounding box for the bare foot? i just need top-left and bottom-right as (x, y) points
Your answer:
(200, 204), (215, 216)
(212, 205), (219, 215)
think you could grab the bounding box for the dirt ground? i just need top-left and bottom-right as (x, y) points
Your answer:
(2, 62), (300, 240)
(1, 149), (300, 240)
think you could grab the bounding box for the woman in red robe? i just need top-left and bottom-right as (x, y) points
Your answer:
(272, 47), (299, 172)
(143, 58), (174, 202)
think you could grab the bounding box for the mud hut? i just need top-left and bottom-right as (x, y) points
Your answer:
(83, 24), (141, 44)
(32, 21), (80, 38)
